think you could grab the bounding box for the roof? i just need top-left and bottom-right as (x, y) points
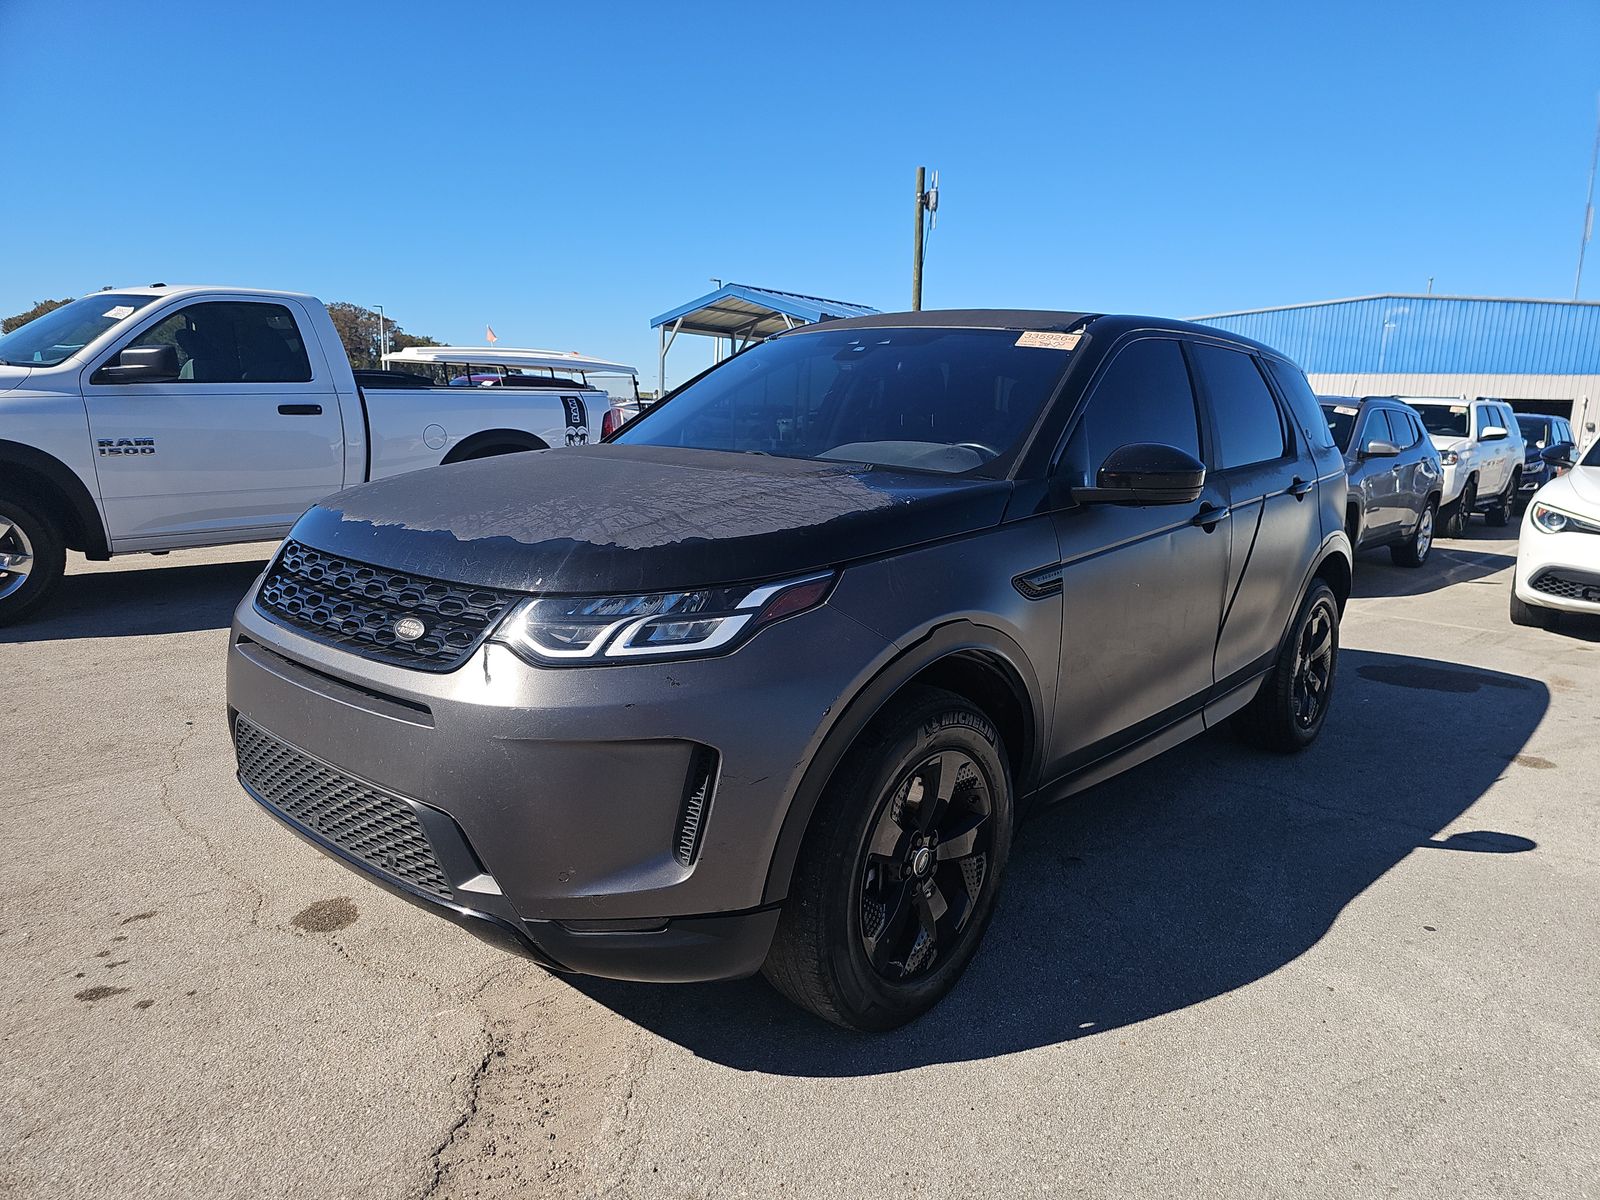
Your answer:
(1193, 293), (1600, 320)
(383, 346), (637, 375)
(1194, 295), (1600, 375)
(649, 282), (879, 338)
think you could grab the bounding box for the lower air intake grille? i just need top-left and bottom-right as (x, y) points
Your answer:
(674, 746), (719, 867)
(1530, 569), (1600, 601)
(234, 716), (452, 900)
(255, 540), (519, 672)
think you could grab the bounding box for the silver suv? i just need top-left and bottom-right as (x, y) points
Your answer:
(228, 310), (1353, 1029)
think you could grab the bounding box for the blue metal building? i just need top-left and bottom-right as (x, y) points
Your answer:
(1194, 295), (1600, 449)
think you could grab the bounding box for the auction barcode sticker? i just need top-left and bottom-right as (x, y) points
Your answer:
(1015, 331), (1081, 350)
(103, 305), (135, 319)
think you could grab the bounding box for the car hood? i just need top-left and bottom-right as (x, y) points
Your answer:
(1539, 464), (1600, 513)
(0, 365), (33, 394)
(289, 443), (1015, 594)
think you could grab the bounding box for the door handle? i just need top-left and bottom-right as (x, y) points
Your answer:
(278, 403), (323, 416)
(1193, 504), (1231, 530)
(1288, 477), (1314, 498)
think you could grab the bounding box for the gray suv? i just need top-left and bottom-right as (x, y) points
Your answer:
(228, 311), (1353, 1030)
(1320, 396), (1444, 566)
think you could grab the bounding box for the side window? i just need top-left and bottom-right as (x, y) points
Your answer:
(124, 301), (312, 384)
(1263, 357), (1335, 451)
(1058, 339), (1200, 487)
(1360, 409), (1395, 450)
(1405, 412), (1426, 446)
(1190, 343), (1288, 470)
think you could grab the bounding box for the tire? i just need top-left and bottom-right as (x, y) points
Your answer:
(1485, 470), (1519, 527)
(1509, 584), (1550, 629)
(1390, 499), (1437, 567)
(762, 685), (1014, 1031)
(1234, 581), (1339, 753)
(1448, 476), (1477, 536)
(0, 493), (66, 627)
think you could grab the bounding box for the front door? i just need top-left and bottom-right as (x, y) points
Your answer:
(1046, 336), (1230, 777)
(82, 298), (346, 545)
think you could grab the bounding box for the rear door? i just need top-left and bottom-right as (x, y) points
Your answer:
(82, 298), (345, 544)
(1189, 342), (1322, 686)
(1045, 337), (1230, 774)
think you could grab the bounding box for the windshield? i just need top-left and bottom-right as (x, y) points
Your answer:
(615, 326), (1076, 475)
(1516, 415), (1551, 447)
(1584, 439), (1600, 468)
(0, 293), (162, 367)
(1415, 405), (1469, 439)
(1320, 402), (1359, 452)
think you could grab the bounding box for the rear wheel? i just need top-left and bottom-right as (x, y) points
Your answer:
(1234, 581), (1339, 753)
(1485, 470), (1519, 527)
(0, 494), (66, 627)
(763, 686), (1014, 1031)
(1390, 499), (1436, 567)
(1509, 584), (1550, 629)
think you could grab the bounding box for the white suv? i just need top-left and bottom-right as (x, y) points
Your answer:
(1405, 398), (1526, 535)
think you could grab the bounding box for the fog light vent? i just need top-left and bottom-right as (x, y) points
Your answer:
(675, 746), (719, 867)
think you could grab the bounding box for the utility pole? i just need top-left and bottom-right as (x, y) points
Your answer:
(375, 304), (388, 366)
(1574, 97), (1600, 300)
(911, 168), (938, 310)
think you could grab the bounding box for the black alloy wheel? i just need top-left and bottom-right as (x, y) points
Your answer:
(1452, 478), (1477, 536)
(859, 748), (994, 981)
(1235, 580), (1340, 753)
(1290, 596), (1337, 731)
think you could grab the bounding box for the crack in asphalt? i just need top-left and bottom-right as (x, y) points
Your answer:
(420, 1026), (497, 1200)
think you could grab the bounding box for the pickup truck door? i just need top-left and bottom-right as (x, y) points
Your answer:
(81, 297), (345, 545)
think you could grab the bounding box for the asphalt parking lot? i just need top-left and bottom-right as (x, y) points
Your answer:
(2, 525), (1597, 1199)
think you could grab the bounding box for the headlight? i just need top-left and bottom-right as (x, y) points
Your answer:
(492, 572), (835, 665)
(1439, 449), (1459, 465)
(1531, 502), (1600, 535)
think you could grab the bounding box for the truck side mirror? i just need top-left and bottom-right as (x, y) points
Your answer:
(95, 345), (181, 384)
(1480, 425), (1508, 441)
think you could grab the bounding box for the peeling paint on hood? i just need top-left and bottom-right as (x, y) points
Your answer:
(291, 444), (1013, 594)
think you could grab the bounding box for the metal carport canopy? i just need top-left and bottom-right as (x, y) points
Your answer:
(648, 282), (879, 393)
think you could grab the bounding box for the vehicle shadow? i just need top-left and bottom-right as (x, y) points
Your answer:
(574, 649), (1546, 1074)
(1353, 527), (1516, 599)
(1, 557), (269, 643)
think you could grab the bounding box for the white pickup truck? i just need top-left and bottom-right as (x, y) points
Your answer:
(0, 284), (637, 623)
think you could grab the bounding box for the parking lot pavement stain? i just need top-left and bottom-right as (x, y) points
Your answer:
(74, 986), (129, 1002)
(119, 911), (157, 925)
(133, 999), (155, 1010)
(1514, 754), (1557, 769)
(1356, 662), (1533, 693)
(291, 897), (360, 933)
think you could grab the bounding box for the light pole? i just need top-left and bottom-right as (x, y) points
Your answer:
(375, 304), (387, 366)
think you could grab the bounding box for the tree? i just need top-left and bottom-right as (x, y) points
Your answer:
(324, 301), (440, 369)
(2, 298), (74, 334)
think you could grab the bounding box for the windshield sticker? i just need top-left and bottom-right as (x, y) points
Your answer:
(1334, 406), (1358, 416)
(103, 305), (136, 319)
(1015, 331), (1081, 350)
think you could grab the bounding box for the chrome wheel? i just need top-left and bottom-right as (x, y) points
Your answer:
(0, 516), (33, 601)
(859, 749), (995, 981)
(1291, 598), (1336, 730)
(1416, 504), (1434, 559)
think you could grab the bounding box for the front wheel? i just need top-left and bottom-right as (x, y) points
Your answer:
(763, 686), (1014, 1031)
(0, 494), (66, 627)
(1390, 499), (1437, 567)
(1234, 581), (1340, 753)
(1448, 477), (1478, 536)
(1485, 470), (1519, 527)
(1509, 584), (1550, 629)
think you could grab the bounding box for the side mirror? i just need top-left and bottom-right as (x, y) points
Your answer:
(1073, 442), (1206, 506)
(95, 344), (181, 384)
(1360, 439), (1401, 459)
(1481, 425), (1508, 441)
(1541, 442), (1576, 468)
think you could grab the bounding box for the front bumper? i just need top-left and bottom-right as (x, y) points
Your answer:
(1513, 517), (1600, 615)
(1519, 462), (1551, 493)
(1439, 461), (1466, 507)
(226, 588), (893, 982)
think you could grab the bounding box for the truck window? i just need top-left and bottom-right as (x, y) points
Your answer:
(125, 301), (312, 384)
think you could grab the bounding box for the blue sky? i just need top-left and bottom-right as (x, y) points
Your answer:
(2, 1), (1597, 389)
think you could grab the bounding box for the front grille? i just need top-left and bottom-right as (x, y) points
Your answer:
(235, 716), (453, 900)
(256, 540), (519, 671)
(1530, 569), (1600, 602)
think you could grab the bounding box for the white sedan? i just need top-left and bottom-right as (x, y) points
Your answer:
(1511, 439), (1600, 628)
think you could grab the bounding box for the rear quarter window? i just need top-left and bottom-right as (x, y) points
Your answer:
(1264, 358), (1335, 451)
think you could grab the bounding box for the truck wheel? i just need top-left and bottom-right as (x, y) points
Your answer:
(762, 685), (1014, 1031)
(1448, 477), (1477, 536)
(1390, 499), (1436, 567)
(1234, 581), (1339, 753)
(1485, 470), (1519, 527)
(0, 494), (66, 627)
(1509, 584), (1550, 629)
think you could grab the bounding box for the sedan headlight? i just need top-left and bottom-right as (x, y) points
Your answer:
(1531, 502), (1600, 536)
(493, 572), (835, 665)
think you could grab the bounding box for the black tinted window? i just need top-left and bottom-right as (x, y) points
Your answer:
(127, 301), (312, 384)
(1266, 359), (1336, 450)
(1058, 339), (1199, 486)
(1321, 401), (1359, 451)
(1191, 345), (1287, 469)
